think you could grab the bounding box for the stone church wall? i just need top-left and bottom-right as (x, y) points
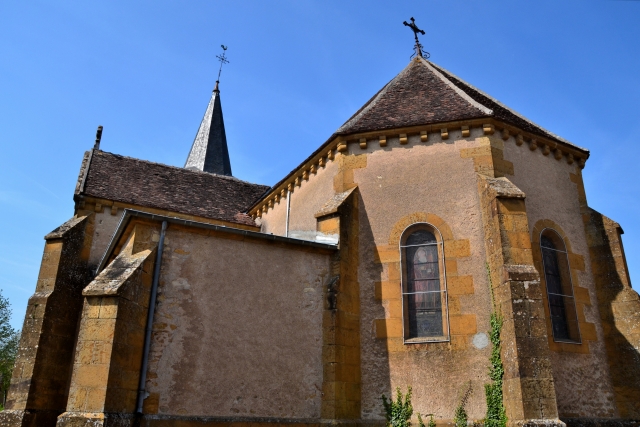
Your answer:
(141, 225), (332, 419)
(502, 135), (618, 418)
(87, 209), (125, 268)
(260, 157), (339, 240)
(348, 130), (494, 421)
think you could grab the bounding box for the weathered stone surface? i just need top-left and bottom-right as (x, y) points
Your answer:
(0, 215), (93, 427)
(58, 223), (159, 426)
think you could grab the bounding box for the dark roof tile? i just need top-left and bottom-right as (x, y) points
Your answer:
(80, 150), (269, 227)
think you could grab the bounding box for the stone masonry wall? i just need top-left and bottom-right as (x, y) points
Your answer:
(503, 133), (618, 418)
(0, 215), (93, 427)
(351, 129), (494, 422)
(140, 224), (332, 419)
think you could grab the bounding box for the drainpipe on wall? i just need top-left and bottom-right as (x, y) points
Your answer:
(285, 189), (291, 238)
(135, 220), (167, 414)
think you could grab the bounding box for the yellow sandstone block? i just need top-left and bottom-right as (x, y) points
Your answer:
(85, 386), (107, 412)
(374, 281), (401, 300)
(568, 253), (586, 271)
(375, 245), (399, 264)
(444, 240), (471, 258)
(387, 299), (403, 319)
(460, 145), (492, 158)
(580, 322), (597, 341)
(79, 318), (116, 342)
(387, 263), (401, 281)
(449, 314), (477, 335)
(98, 298), (119, 319)
(375, 318), (403, 338)
(574, 287), (591, 305)
(447, 275), (474, 295)
(499, 199), (526, 215)
(506, 231), (532, 250)
(84, 299), (102, 319)
(74, 364), (110, 388)
(318, 217), (340, 233)
(445, 259), (458, 276)
(386, 337), (406, 353)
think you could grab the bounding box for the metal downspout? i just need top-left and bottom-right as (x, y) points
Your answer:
(285, 189), (291, 237)
(135, 220), (167, 414)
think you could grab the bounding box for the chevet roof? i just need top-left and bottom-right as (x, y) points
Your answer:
(337, 57), (584, 150)
(255, 57), (587, 206)
(78, 150), (269, 226)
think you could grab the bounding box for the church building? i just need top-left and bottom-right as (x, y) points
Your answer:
(1, 29), (639, 427)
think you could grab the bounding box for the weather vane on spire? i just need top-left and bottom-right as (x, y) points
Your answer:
(403, 17), (429, 59)
(215, 45), (229, 87)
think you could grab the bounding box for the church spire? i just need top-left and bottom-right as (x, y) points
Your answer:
(184, 46), (232, 176)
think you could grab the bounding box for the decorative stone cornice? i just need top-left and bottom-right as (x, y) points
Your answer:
(249, 118), (590, 219)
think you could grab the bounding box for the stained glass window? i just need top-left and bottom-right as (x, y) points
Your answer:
(401, 225), (448, 342)
(540, 229), (581, 343)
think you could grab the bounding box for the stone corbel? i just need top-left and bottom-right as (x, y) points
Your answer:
(567, 153), (574, 165)
(554, 148), (563, 160)
(483, 123), (495, 135)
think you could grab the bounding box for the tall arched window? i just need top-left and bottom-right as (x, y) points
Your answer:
(400, 224), (449, 343)
(540, 229), (581, 343)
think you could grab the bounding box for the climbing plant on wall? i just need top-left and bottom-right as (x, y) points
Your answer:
(484, 264), (507, 427)
(382, 387), (414, 427)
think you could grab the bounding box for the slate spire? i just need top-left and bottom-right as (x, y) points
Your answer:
(184, 81), (232, 175)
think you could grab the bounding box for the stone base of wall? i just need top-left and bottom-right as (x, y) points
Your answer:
(138, 416), (385, 427)
(563, 418), (640, 427)
(0, 408), (60, 427)
(56, 412), (138, 427)
(515, 420), (566, 427)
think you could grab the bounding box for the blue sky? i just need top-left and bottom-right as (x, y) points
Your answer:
(1, 1), (638, 329)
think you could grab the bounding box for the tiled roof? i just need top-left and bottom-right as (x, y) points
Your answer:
(78, 150), (269, 226)
(337, 57), (586, 151)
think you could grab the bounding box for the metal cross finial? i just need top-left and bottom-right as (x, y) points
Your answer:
(403, 17), (429, 59)
(215, 45), (229, 86)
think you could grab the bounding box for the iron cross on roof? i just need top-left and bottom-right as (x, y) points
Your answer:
(215, 45), (229, 85)
(403, 17), (429, 59)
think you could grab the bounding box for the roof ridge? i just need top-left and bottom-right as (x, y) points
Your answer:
(336, 62), (411, 134)
(427, 61), (587, 151)
(418, 57), (493, 116)
(94, 150), (268, 188)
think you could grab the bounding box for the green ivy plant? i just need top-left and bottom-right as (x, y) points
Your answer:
(417, 413), (436, 427)
(382, 387), (414, 427)
(484, 263), (507, 427)
(454, 381), (472, 427)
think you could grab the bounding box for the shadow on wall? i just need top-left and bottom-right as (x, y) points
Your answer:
(587, 209), (640, 421)
(356, 191), (390, 421)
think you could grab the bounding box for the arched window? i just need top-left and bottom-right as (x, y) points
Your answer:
(400, 224), (449, 342)
(540, 229), (581, 343)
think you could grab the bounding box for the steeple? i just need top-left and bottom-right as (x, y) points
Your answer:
(185, 46), (232, 176)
